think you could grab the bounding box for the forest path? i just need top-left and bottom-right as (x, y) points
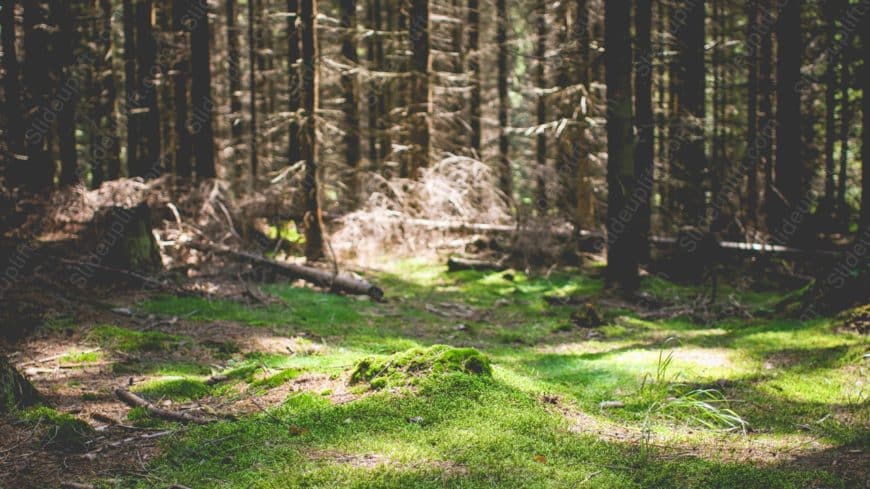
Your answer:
(2, 259), (867, 488)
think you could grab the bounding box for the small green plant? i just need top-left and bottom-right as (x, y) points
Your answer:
(87, 325), (182, 352)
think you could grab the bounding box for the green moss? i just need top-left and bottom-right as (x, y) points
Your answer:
(351, 345), (492, 389)
(59, 350), (103, 364)
(18, 406), (92, 450)
(134, 378), (211, 401)
(250, 368), (304, 389)
(87, 325), (182, 352)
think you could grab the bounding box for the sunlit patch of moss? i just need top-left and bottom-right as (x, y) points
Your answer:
(59, 350), (103, 364)
(18, 406), (92, 451)
(251, 368), (304, 389)
(351, 345), (491, 390)
(87, 325), (183, 352)
(134, 377), (211, 402)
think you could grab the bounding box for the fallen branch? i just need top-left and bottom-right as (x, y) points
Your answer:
(114, 388), (211, 425)
(446, 256), (508, 273)
(192, 241), (384, 300)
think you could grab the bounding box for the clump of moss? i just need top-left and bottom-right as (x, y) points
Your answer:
(350, 345), (492, 389)
(250, 368), (303, 389)
(836, 304), (870, 335)
(87, 325), (182, 352)
(18, 406), (93, 451)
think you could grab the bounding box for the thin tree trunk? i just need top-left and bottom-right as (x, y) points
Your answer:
(173, 0), (192, 178)
(759, 0), (774, 233)
(301, 0), (324, 260)
(375, 0), (389, 161)
(604, 0), (638, 293)
(227, 0), (242, 179)
(575, 0), (588, 87)
(340, 0), (361, 204)
(745, 0), (759, 230)
(288, 0), (300, 166)
(575, 0), (592, 229)
(136, 0), (162, 177)
(190, 0), (215, 178)
(55, 0), (77, 186)
(407, 0), (431, 176)
(496, 0), (511, 197)
(863, 7), (870, 232)
(822, 1), (837, 215)
(634, 0), (653, 263)
(98, 0), (122, 182)
(123, 0), (138, 178)
(22, 0), (54, 191)
(248, 0), (258, 190)
(1, 0), (24, 180)
(365, 0), (378, 166)
(837, 14), (851, 226)
(467, 0), (480, 154)
(535, 0), (547, 215)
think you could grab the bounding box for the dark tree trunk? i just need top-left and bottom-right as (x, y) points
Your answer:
(1, 0), (24, 180)
(672, 0), (706, 224)
(575, 0), (592, 229)
(604, 0), (638, 293)
(863, 7), (870, 232)
(54, 0), (78, 186)
(535, 0), (547, 215)
(634, 0), (653, 263)
(301, 0), (324, 260)
(21, 0), (54, 191)
(822, 1), (837, 215)
(407, 0), (431, 175)
(123, 0), (138, 178)
(288, 0), (300, 166)
(375, 0), (388, 162)
(574, 0), (589, 87)
(837, 18), (851, 227)
(248, 0), (258, 190)
(340, 0), (361, 203)
(467, 0), (480, 154)
(759, 0), (774, 233)
(173, 0), (192, 178)
(745, 0), (760, 230)
(770, 0), (803, 241)
(365, 0), (379, 167)
(190, 0), (216, 178)
(135, 0), (162, 177)
(496, 0), (511, 197)
(98, 0), (121, 181)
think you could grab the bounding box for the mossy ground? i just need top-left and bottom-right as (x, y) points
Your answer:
(13, 259), (868, 488)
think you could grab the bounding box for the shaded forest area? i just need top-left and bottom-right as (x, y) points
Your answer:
(0, 0), (868, 487)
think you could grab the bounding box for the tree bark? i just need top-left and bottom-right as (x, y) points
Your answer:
(54, 0), (78, 186)
(172, 0), (192, 178)
(604, 0), (638, 293)
(1, 354), (41, 413)
(634, 0), (653, 263)
(227, 0), (242, 180)
(759, 0), (774, 234)
(745, 0), (760, 230)
(1, 0), (24, 182)
(123, 0), (138, 178)
(288, 0), (300, 166)
(770, 0), (802, 241)
(98, 0), (122, 181)
(340, 0), (361, 204)
(467, 0), (480, 154)
(407, 0), (431, 176)
(496, 0), (511, 197)
(135, 0), (162, 178)
(863, 4), (870, 232)
(301, 0), (324, 261)
(837, 7), (851, 227)
(248, 0), (258, 190)
(190, 0), (216, 178)
(21, 0), (54, 191)
(822, 1), (838, 216)
(535, 0), (547, 215)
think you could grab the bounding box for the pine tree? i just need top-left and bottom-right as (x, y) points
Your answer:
(340, 0), (361, 202)
(407, 0), (431, 175)
(190, 0), (216, 178)
(634, 0), (653, 262)
(301, 0), (324, 260)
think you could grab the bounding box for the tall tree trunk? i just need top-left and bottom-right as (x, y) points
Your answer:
(837, 20), (851, 227)
(407, 0), (431, 176)
(227, 0), (242, 180)
(745, 0), (760, 230)
(1, 0), (24, 182)
(190, 0), (215, 178)
(771, 0), (802, 241)
(135, 0), (162, 177)
(375, 0), (389, 161)
(98, 0), (122, 182)
(54, 0), (78, 186)
(248, 0), (258, 190)
(467, 0), (480, 154)
(21, 0), (54, 191)
(496, 0), (510, 197)
(340, 0), (361, 203)
(287, 0), (300, 166)
(574, 0), (588, 87)
(759, 0), (774, 233)
(862, 6), (870, 232)
(822, 1), (837, 215)
(534, 0), (547, 215)
(574, 0), (592, 229)
(301, 0), (324, 260)
(673, 0), (706, 224)
(172, 0), (192, 178)
(123, 0), (138, 178)
(604, 0), (637, 293)
(365, 0), (378, 166)
(634, 0), (653, 263)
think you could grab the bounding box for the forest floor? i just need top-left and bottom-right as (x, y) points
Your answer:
(1, 259), (868, 488)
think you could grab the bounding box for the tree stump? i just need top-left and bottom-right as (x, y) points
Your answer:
(1, 354), (41, 412)
(91, 203), (162, 274)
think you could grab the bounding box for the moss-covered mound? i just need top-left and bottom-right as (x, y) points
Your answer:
(18, 406), (93, 451)
(350, 345), (492, 389)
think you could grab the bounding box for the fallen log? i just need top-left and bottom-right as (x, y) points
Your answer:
(114, 388), (211, 425)
(446, 256), (508, 272)
(191, 241), (384, 300)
